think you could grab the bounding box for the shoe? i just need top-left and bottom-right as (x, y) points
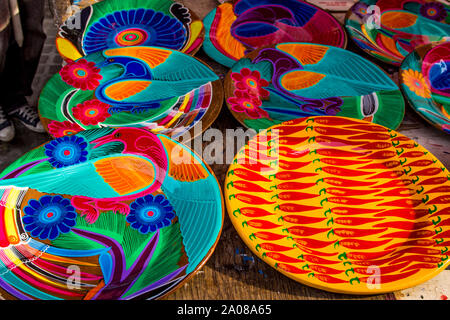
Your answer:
(9, 105), (45, 133)
(0, 107), (15, 142)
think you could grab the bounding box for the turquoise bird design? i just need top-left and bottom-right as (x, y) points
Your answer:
(83, 46), (219, 114)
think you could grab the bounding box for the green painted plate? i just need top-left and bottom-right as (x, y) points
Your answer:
(400, 41), (450, 134)
(224, 42), (405, 131)
(345, 0), (450, 66)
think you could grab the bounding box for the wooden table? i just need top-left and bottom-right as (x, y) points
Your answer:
(42, 0), (450, 300)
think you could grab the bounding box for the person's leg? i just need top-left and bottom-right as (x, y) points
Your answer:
(1, 0), (46, 132)
(0, 6), (15, 142)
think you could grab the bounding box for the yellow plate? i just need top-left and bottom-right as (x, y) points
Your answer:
(225, 116), (450, 295)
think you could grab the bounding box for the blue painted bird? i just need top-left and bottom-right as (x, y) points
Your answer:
(92, 47), (219, 114)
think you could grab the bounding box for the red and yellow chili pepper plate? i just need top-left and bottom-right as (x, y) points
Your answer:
(225, 116), (450, 295)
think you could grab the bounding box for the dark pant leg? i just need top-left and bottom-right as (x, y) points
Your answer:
(0, 0), (46, 112)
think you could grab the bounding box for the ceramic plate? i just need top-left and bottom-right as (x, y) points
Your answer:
(225, 116), (450, 295)
(345, 0), (450, 66)
(57, 0), (204, 61)
(400, 41), (450, 133)
(0, 127), (224, 300)
(224, 42), (405, 131)
(203, 0), (347, 68)
(39, 46), (223, 140)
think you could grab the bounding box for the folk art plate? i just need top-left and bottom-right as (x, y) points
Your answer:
(225, 116), (450, 295)
(400, 41), (450, 134)
(345, 0), (450, 66)
(224, 43), (405, 131)
(38, 46), (223, 140)
(56, 0), (204, 62)
(0, 127), (224, 300)
(203, 0), (347, 68)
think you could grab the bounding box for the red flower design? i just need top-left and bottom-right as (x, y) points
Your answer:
(47, 121), (83, 138)
(72, 99), (112, 125)
(231, 68), (270, 98)
(227, 90), (269, 119)
(60, 59), (103, 90)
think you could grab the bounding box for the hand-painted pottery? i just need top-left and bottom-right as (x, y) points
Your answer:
(225, 116), (450, 295)
(0, 127), (224, 300)
(57, 0), (204, 61)
(345, 0), (450, 66)
(400, 41), (450, 133)
(38, 46), (223, 140)
(224, 43), (405, 131)
(203, 0), (347, 68)
(59, 0), (101, 25)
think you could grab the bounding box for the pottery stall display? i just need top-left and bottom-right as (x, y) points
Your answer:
(56, 0), (205, 61)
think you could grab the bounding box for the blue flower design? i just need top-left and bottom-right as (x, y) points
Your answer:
(22, 195), (77, 240)
(45, 135), (88, 168)
(127, 194), (175, 234)
(83, 9), (187, 54)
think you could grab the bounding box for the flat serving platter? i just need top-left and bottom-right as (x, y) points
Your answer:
(203, 0), (347, 68)
(0, 127), (224, 300)
(224, 43), (405, 131)
(57, 0), (205, 61)
(225, 116), (450, 295)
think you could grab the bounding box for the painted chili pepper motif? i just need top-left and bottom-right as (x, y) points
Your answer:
(225, 116), (450, 294)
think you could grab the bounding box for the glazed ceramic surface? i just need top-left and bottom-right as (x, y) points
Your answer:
(400, 41), (450, 133)
(345, 0), (450, 66)
(203, 0), (347, 67)
(0, 127), (224, 300)
(224, 43), (405, 131)
(225, 116), (450, 295)
(39, 46), (223, 140)
(57, 0), (204, 61)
